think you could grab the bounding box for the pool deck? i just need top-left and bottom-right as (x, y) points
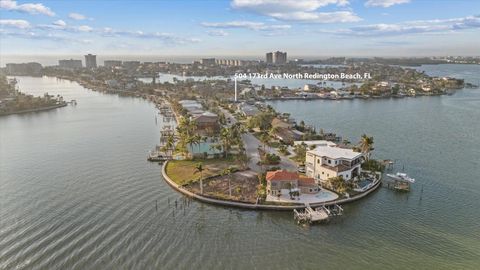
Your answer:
(266, 189), (339, 204)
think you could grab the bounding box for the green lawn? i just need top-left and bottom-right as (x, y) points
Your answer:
(165, 157), (240, 186)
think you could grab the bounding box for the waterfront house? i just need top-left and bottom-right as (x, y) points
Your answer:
(305, 146), (364, 184)
(266, 170), (319, 196)
(192, 111), (219, 134)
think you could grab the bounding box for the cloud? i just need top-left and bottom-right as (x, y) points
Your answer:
(0, 30), (92, 44)
(68, 12), (87, 20)
(231, 0), (360, 23)
(232, 0), (349, 13)
(52, 20), (66, 27)
(0, 19), (30, 28)
(99, 28), (201, 45)
(365, 0), (410, 8)
(269, 11), (361, 23)
(36, 20), (94, 33)
(320, 15), (480, 36)
(0, 0), (55, 16)
(201, 21), (291, 31)
(77, 25), (93, 32)
(207, 29), (229, 36)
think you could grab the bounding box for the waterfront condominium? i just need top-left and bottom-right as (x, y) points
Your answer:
(84, 54), (97, 69)
(266, 51), (287, 64)
(305, 146), (364, 184)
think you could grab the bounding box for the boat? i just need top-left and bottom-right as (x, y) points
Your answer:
(386, 172), (415, 183)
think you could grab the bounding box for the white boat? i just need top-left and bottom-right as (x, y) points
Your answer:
(386, 172), (415, 183)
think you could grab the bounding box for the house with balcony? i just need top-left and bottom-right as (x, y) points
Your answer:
(305, 145), (364, 184)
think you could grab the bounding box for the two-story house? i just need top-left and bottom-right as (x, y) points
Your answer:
(306, 146), (364, 184)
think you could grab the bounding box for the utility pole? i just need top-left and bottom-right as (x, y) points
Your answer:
(234, 77), (237, 102)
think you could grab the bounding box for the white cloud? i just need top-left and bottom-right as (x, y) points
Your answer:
(232, 0), (349, 13)
(207, 30), (229, 36)
(69, 12), (87, 20)
(99, 28), (201, 45)
(0, 0), (55, 16)
(365, 0), (410, 8)
(0, 19), (30, 28)
(201, 21), (291, 31)
(52, 20), (66, 27)
(77, 25), (93, 32)
(1, 30), (93, 44)
(269, 11), (361, 23)
(320, 15), (480, 36)
(231, 0), (360, 23)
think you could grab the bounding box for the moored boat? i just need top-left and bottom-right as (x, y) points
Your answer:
(386, 172), (415, 183)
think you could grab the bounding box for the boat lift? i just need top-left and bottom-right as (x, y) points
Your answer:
(294, 203), (344, 224)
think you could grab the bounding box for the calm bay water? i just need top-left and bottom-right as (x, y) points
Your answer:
(1, 64), (479, 270)
(143, 73), (357, 89)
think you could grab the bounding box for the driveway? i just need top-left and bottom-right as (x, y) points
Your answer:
(221, 107), (298, 173)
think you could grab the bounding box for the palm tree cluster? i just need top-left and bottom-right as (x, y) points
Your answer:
(176, 117), (202, 159)
(160, 133), (176, 158)
(212, 123), (246, 158)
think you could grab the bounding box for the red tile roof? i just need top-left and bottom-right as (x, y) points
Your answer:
(298, 176), (315, 186)
(266, 170), (299, 181)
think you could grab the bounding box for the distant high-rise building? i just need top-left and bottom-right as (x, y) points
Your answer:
(123, 61), (140, 71)
(84, 54), (97, 69)
(266, 52), (273, 64)
(5, 62), (42, 75)
(215, 59), (243, 66)
(200, 58), (216, 66)
(272, 51), (287, 64)
(104, 60), (122, 68)
(59, 59), (82, 69)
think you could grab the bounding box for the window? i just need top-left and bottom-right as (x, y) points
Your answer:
(328, 160), (331, 164)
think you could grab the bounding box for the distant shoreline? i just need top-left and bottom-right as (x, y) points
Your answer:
(0, 102), (67, 116)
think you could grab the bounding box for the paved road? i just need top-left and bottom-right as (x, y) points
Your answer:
(220, 107), (297, 173)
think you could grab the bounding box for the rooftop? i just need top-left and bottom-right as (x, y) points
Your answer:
(266, 170), (299, 181)
(266, 170), (315, 185)
(308, 145), (362, 160)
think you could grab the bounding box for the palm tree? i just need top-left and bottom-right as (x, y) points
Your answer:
(220, 127), (232, 158)
(164, 134), (175, 158)
(192, 134), (202, 156)
(359, 134), (374, 160)
(194, 162), (205, 194)
(222, 166), (235, 197)
(185, 135), (196, 159)
(260, 133), (270, 153)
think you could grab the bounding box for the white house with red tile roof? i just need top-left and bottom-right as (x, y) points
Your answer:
(266, 170), (319, 196)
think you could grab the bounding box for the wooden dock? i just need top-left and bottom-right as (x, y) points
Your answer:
(293, 203), (343, 224)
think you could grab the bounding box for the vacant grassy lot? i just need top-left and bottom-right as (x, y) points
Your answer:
(165, 157), (240, 186)
(187, 170), (259, 203)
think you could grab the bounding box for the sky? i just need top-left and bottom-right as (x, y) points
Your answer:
(1, 0), (480, 58)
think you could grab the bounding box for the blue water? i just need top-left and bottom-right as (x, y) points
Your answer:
(1, 64), (479, 269)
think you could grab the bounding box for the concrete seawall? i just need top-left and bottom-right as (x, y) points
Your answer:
(161, 161), (382, 211)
